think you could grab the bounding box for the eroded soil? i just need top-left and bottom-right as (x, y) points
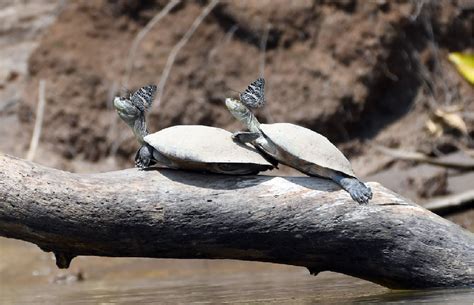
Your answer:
(1, 0), (473, 219)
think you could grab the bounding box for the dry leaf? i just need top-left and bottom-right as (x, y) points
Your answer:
(433, 108), (469, 135)
(425, 119), (443, 137)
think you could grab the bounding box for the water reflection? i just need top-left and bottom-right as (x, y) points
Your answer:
(1, 238), (473, 304)
(355, 288), (474, 304)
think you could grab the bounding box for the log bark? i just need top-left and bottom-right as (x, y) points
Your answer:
(0, 154), (473, 289)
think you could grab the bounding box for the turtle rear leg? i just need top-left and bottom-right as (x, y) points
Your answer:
(330, 172), (372, 204)
(232, 131), (261, 144)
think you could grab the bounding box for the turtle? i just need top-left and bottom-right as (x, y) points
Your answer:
(113, 85), (273, 175)
(224, 79), (373, 204)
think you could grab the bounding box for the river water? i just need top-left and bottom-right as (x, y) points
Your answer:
(0, 238), (473, 304)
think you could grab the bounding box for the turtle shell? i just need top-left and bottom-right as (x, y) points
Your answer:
(259, 123), (355, 177)
(144, 125), (271, 166)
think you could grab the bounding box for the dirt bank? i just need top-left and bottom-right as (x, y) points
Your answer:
(0, 0), (472, 220)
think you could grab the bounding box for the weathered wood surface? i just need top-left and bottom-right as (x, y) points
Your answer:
(0, 154), (473, 289)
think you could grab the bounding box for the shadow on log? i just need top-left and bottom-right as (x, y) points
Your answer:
(0, 154), (473, 289)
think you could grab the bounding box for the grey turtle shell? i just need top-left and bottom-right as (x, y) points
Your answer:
(144, 125), (272, 166)
(259, 123), (355, 177)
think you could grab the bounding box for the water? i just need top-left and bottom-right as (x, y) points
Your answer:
(1, 238), (473, 304)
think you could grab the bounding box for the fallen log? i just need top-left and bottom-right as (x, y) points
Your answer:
(0, 154), (472, 289)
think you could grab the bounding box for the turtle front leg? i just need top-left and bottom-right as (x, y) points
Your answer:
(135, 144), (155, 169)
(232, 131), (261, 144)
(233, 131), (279, 168)
(330, 172), (373, 204)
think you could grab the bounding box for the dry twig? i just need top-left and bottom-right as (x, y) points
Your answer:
(26, 80), (46, 161)
(259, 23), (274, 123)
(121, 0), (181, 91)
(207, 24), (238, 61)
(259, 24), (270, 78)
(373, 144), (474, 170)
(156, 0), (220, 106)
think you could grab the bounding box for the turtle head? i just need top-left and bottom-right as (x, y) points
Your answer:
(114, 84), (156, 123)
(114, 96), (142, 127)
(225, 97), (250, 120)
(225, 98), (260, 132)
(114, 95), (147, 144)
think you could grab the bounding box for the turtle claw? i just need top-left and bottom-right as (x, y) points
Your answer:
(135, 159), (147, 169)
(352, 183), (372, 204)
(351, 183), (373, 204)
(352, 189), (369, 204)
(335, 176), (372, 204)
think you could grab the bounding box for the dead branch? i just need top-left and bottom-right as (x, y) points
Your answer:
(373, 145), (474, 170)
(0, 154), (473, 289)
(425, 189), (474, 215)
